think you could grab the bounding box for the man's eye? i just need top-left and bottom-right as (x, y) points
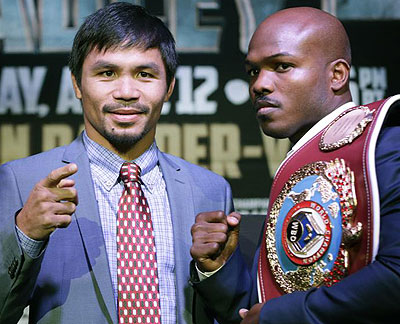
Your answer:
(247, 68), (259, 77)
(102, 71), (115, 77)
(138, 71), (151, 78)
(276, 63), (292, 72)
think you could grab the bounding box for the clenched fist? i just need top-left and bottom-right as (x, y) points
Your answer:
(190, 211), (241, 272)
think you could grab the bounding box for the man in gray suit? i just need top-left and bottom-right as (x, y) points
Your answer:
(0, 2), (232, 323)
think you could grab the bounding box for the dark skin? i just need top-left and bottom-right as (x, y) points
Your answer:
(190, 7), (353, 323)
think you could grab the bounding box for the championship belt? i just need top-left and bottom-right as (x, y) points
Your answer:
(257, 95), (400, 301)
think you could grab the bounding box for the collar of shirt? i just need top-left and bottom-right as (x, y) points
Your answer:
(287, 101), (356, 157)
(82, 131), (159, 192)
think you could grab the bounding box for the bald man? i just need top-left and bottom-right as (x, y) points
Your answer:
(190, 7), (400, 324)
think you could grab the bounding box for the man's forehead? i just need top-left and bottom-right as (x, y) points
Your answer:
(83, 46), (164, 70)
(255, 19), (309, 42)
(248, 20), (317, 55)
(248, 33), (301, 58)
(86, 45), (160, 58)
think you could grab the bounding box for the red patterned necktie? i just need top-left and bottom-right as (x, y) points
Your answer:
(117, 162), (161, 324)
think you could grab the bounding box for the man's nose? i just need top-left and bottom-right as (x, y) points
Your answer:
(113, 75), (140, 101)
(251, 70), (274, 96)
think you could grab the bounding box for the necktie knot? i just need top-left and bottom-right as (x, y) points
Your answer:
(120, 162), (141, 184)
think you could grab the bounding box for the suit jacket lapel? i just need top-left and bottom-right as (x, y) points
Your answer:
(158, 152), (195, 323)
(63, 134), (117, 322)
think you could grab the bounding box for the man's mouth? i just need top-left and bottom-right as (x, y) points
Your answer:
(254, 97), (280, 111)
(109, 108), (144, 115)
(104, 103), (149, 114)
(103, 104), (149, 124)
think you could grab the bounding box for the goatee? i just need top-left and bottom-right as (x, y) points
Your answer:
(101, 103), (151, 153)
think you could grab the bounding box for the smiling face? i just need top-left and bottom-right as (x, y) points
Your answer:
(245, 8), (351, 144)
(72, 46), (174, 159)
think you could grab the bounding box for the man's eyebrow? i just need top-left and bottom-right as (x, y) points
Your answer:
(90, 60), (118, 71)
(89, 60), (162, 74)
(245, 52), (294, 65)
(136, 62), (162, 74)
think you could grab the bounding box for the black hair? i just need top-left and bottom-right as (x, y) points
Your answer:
(68, 2), (177, 87)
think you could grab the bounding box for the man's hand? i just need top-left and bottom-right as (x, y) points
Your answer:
(239, 303), (265, 324)
(16, 163), (78, 240)
(190, 211), (241, 272)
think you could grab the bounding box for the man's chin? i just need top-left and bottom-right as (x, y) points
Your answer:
(105, 131), (144, 151)
(259, 124), (289, 139)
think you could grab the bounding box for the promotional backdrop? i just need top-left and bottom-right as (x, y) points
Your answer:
(1, 0), (399, 214)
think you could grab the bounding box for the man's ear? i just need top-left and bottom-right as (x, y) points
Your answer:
(164, 77), (176, 102)
(71, 74), (82, 100)
(330, 59), (350, 93)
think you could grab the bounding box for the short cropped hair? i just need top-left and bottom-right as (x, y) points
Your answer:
(68, 2), (177, 87)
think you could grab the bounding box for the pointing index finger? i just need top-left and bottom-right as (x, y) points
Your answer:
(41, 163), (78, 188)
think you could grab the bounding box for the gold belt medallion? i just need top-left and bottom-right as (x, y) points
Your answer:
(266, 159), (362, 293)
